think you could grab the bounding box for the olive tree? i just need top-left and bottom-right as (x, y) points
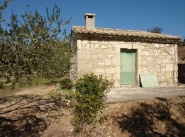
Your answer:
(0, 0), (11, 21)
(0, 4), (72, 87)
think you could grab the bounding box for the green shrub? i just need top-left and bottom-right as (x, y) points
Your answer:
(0, 82), (5, 89)
(60, 78), (73, 90)
(73, 73), (110, 132)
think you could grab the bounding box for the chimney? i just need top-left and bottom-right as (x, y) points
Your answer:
(84, 13), (96, 30)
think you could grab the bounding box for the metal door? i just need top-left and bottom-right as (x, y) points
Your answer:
(120, 49), (136, 85)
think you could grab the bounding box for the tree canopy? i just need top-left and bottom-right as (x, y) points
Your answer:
(179, 38), (185, 46)
(0, 0), (12, 21)
(147, 27), (163, 34)
(0, 4), (72, 87)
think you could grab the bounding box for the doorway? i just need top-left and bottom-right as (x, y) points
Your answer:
(120, 49), (137, 85)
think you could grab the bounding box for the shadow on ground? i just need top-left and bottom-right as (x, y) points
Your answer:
(0, 94), (66, 137)
(114, 97), (185, 137)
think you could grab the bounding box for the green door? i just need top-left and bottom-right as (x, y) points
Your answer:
(120, 49), (136, 85)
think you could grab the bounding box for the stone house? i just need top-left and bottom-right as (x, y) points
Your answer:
(70, 13), (180, 87)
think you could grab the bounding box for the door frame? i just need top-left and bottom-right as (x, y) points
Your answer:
(120, 48), (138, 86)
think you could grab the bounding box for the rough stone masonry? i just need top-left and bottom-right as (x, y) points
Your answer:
(70, 13), (180, 88)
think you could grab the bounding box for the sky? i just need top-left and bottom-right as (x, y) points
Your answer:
(1, 0), (185, 38)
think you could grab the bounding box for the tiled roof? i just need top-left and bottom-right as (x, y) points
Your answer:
(72, 26), (180, 44)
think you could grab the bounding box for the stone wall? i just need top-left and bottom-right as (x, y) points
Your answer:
(70, 34), (78, 83)
(71, 39), (178, 87)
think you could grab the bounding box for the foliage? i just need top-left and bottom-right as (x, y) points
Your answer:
(0, 81), (5, 89)
(0, 4), (72, 87)
(60, 77), (73, 90)
(73, 73), (110, 132)
(61, 89), (76, 106)
(47, 88), (61, 98)
(0, 0), (12, 21)
(147, 27), (163, 34)
(61, 89), (75, 98)
(179, 38), (185, 46)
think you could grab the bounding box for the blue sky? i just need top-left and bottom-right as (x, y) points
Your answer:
(1, 0), (185, 38)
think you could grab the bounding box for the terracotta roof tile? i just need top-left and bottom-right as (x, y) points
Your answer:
(72, 26), (180, 40)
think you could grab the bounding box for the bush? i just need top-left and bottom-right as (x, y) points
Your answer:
(73, 73), (110, 132)
(0, 82), (5, 89)
(60, 78), (73, 90)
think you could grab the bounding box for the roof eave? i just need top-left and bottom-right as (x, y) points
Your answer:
(74, 32), (180, 44)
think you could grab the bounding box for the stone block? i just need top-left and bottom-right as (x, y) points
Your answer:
(120, 44), (131, 49)
(105, 58), (112, 65)
(150, 53), (155, 57)
(137, 65), (142, 74)
(166, 72), (173, 79)
(97, 61), (105, 66)
(161, 68), (166, 72)
(108, 55), (114, 58)
(91, 54), (98, 59)
(154, 44), (160, 47)
(142, 51), (149, 56)
(94, 45), (99, 49)
(142, 61), (147, 65)
(163, 59), (171, 64)
(138, 57), (142, 65)
(102, 45), (107, 49)
(147, 57), (152, 62)
(167, 79), (174, 85)
(157, 60), (162, 64)
(95, 68), (105, 73)
(115, 47), (120, 52)
(77, 40), (81, 45)
(105, 74), (113, 79)
(142, 55), (147, 61)
(114, 80), (120, 88)
(166, 64), (173, 71)
(113, 73), (119, 79)
(106, 68), (115, 73)
(112, 58), (119, 65)
(81, 40), (88, 45)
(159, 82), (167, 86)
(97, 54), (103, 58)
(115, 66), (120, 73)
(78, 50), (89, 59)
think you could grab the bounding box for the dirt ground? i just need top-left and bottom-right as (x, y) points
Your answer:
(0, 85), (185, 137)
